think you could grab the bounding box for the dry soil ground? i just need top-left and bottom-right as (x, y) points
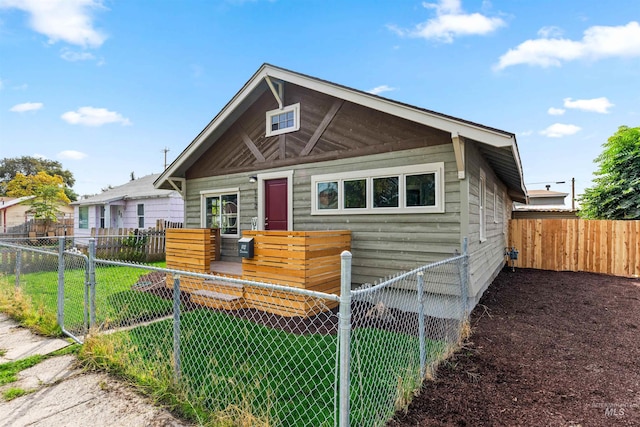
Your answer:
(388, 268), (640, 427)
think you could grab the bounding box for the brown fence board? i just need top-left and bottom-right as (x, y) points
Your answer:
(509, 219), (640, 278)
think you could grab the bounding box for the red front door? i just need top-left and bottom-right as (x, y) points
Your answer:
(265, 178), (288, 230)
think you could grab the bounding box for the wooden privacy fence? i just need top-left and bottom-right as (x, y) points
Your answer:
(91, 227), (167, 262)
(508, 219), (640, 278)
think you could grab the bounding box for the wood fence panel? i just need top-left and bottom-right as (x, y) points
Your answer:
(509, 219), (640, 278)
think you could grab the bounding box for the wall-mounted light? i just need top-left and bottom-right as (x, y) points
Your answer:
(249, 176), (257, 183)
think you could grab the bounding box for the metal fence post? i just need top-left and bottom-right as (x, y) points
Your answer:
(173, 275), (181, 382)
(88, 238), (96, 328)
(339, 250), (352, 427)
(57, 236), (65, 328)
(417, 271), (426, 379)
(462, 237), (470, 319)
(15, 248), (21, 288)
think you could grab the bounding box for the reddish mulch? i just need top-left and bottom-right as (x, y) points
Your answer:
(388, 268), (640, 427)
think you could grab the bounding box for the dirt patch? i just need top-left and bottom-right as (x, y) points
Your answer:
(388, 268), (640, 427)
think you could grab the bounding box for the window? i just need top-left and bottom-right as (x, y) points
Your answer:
(99, 206), (105, 228)
(493, 183), (499, 223)
(137, 204), (145, 228)
(311, 162), (445, 215)
(79, 206), (89, 229)
(201, 188), (239, 236)
(479, 170), (486, 242)
(265, 103), (300, 137)
(344, 179), (366, 209)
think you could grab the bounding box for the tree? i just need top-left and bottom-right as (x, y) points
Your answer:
(6, 172), (71, 234)
(578, 126), (640, 219)
(0, 156), (78, 201)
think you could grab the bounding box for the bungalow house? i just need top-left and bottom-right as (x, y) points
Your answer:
(71, 173), (184, 240)
(154, 64), (526, 309)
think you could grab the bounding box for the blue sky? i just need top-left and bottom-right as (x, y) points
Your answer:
(1, 0), (639, 204)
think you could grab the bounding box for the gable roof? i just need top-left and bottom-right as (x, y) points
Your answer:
(72, 174), (178, 206)
(155, 63), (526, 201)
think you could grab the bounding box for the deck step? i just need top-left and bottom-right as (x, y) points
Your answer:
(192, 289), (242, 302)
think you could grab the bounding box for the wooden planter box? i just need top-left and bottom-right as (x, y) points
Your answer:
(241, 230), (351, 316)
(166, 228), (220, 272)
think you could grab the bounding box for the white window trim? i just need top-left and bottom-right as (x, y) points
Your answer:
(311, 162), (445, 215)
(200, 187), (240, 237)
(493, 183), (499, 224)
(265, 103), (300, 137)
(137, 203), (145, 229)
(256, 170), (294, 231)
(479, 169), (486, 242)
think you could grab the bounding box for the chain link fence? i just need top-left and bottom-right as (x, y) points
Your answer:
(0, 236), (469, 426)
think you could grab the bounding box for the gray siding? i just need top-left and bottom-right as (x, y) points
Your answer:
(185, 144), (460, 284)
(464, 142), (511, 304)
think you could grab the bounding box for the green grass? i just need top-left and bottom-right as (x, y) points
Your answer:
(79, 309), (446, 426)
(0, 344), (78, 387)
(1, 261), (172, 334)
(3, 387), (29, 400)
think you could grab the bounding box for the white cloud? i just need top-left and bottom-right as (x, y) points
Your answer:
(547, 107), (565, 116)
(60, 48), (95, 61)
(540, 123), (581, 138)
(9, 102), (43, 112)
(519, 130), (533, 137)
(496, 21), (640, 70)
(537, 26), (563, 38)
(58, 150), (88, 160)
(0, 78), (4, 90)
(563, 97), (613, 114)
(33, 153), (48, 160)
(388, 0), (505, 43)
(0, 0), (107, 48)
(61, 106), (131, 126)
(368, 85), (395, 95)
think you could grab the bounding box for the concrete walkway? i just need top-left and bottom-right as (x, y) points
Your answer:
(0, 314), (191, 427)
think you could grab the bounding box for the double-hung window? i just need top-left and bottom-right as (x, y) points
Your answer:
(99, 206), (105, 228)
(479, 170), (486, 242)
(137, 204), (145, 228)
(311, 162), (445, 215)
(201, 188), (239, 237)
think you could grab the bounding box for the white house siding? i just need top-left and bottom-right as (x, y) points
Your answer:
(73, 195), (184, 239)
(121, 197), (183, 229)
(463, 142), (511, 307)
(185, 144), (461, 284)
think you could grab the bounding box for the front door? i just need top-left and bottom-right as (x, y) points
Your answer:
(264, 178), (288, 230)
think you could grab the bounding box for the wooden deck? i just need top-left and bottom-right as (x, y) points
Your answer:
(210, 260), (242, 278)
(166, 229), (351, 317)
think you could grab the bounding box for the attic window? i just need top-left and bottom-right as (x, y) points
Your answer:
(265, 103), (300, 137)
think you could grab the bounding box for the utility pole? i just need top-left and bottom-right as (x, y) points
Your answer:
(162, 147), (170, 170)
(571, 177), (575, 211)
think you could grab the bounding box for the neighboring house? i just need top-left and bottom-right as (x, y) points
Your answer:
(527, 187), (568, 206)
(513, 186), (578, 219)
(71, 173), (184, 239)
(0, 196), (33, 232)
(154, 64), (526, 309)
(0, 196), (73, 234)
